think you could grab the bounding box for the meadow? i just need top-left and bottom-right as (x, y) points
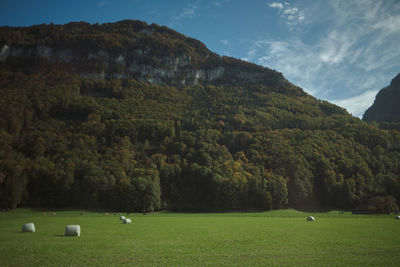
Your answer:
(0, 209), (399, 266)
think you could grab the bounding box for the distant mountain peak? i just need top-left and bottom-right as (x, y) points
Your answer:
(363, 73), (400, 123)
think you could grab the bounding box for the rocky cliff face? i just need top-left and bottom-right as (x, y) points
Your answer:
(363, 73), (400, 123)
(0, 20), (290, 90)
(0, 43), (225, 86)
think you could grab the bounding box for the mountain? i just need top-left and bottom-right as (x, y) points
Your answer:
(363, 73), (400, 127)
(0, 20), (293, 90)
(1, 20), (400, 212)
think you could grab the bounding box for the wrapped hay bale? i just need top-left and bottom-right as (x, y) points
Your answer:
(307, 216), (315, 221)
(123, 218), (131, 224)
(395, 215), (400, 220)
(65, 225), (81, 236)
(22, 223), (35, 232)
(120, 216), (126, 220)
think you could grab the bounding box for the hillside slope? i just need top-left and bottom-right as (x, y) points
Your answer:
(363, 73), (400, 126)
(1, 20), (400, 212)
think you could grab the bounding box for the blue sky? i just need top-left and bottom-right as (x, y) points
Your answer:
(1, 0), (400, 117)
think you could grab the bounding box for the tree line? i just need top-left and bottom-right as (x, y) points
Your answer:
(0, 68), (399, 213)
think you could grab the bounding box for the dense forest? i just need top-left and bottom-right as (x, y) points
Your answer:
(1, 20), (400, 212)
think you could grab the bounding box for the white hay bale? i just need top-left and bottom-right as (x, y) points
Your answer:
(22, 223), (35, 232)
(65, 225), (81, 236)
(123, 218), (131, 224)
(395, 215), (400, 220)
(307, 216), (315, 221)
(120, 216), (126, 220)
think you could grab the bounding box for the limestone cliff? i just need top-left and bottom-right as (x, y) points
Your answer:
(0, 20), (292, 92)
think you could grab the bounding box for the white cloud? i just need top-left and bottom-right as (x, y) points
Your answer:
(268, 1), (305, 26)
(250, 0), (400, 117)
(331, 90), (379, 117)
(318, 30), (355, 64)
(283, 7), (298, 15)
(220, 39), (229, 45)
(268, 2), (283, 9)
(373, 15), (400, 33)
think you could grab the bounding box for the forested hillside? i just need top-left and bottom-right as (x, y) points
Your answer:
(1, 20), (400, 212)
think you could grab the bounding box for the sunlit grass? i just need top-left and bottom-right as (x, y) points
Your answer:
(0, 209), (399, 266)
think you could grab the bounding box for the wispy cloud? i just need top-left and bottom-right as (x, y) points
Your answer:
(220, 39), (229, 45)
(219, 39), (232, 56)
(268, 2), (283, 9)
(172, 3), (198, 22)
(331, 90), (379, 117)
(249, 0), (400, 117)
(268, 1), (305, 26)
(214, 0), (231, 7)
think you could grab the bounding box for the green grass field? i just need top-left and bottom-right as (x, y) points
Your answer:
(0, 209), (399, 266)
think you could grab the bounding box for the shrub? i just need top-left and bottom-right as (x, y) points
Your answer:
(369, 195), (399, 214)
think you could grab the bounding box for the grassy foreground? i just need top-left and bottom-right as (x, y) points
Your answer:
(0, 209), (399, 266)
